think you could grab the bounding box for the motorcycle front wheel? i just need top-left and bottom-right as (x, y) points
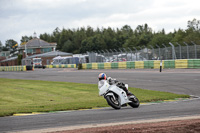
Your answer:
(128, 95), (140, 108)
(106, 95), (121, 109)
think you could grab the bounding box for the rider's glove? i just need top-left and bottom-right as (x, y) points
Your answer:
(107, 77), (112, 82)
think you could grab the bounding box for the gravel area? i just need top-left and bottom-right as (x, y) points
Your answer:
(51, 119), (200, 133)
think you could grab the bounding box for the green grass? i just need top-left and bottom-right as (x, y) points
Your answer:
(0, 78), (189, 117)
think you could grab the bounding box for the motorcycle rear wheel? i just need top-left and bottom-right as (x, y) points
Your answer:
(106, 95), (121, 109)
(128, 95), (140, 108)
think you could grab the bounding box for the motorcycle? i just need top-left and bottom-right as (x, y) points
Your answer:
(98, 80), (140, 109)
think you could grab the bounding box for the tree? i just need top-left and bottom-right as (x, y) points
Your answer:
(103, 27), (117, 49)
(187, 18), (200, 31)
(183, 28), (200, 44)
(17, 54), (23, 65)
(30, 19), (200, 54)
(5, 39), (18, 53)
(20, 36), (32, 45)
(73, 27), (87, 53)
(86, 26), (94, 37)
(123, 35), (138, 48)
(62, 40), (74, 53)
(0, 41), (2, 52)
(134, 24), (153, 47)
(80, 34), (106, 53)
(148, 33), (173, 47)
(171, 29), (187, 44)
(40, 33), (51, 42)
(121, 25), (133, 38)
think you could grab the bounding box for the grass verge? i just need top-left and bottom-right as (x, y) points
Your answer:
(0, 78), (189, 117)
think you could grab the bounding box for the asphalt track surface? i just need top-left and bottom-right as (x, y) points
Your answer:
(0, 68), (200, 132)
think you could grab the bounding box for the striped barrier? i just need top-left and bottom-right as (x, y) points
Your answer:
(188, 59), (200, 69)
(81, 59), (200, 70)
(2, 59), (199, 71)
(135, 61), (144, 69)
(175, 59), (188, 69)
(0, 66), (26, 71)
(104, 63), (111, 69)
(98, 63), (104, 69)
(45, 64), (76, 68)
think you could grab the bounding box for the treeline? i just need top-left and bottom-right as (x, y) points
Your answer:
(27, 19), (200, 54)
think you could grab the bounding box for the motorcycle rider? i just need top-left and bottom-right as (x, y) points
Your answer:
(98, 73), (133, 96)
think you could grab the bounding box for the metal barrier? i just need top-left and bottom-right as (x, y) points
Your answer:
(45, 64), (76, 68)
(0, 66), (27, 71)
(88, 42), (200, 63)
(81, 59), (200, 69)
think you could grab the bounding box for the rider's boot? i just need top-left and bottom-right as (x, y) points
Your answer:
(122, 104), (127, 107)
(126, 90), (135, 99)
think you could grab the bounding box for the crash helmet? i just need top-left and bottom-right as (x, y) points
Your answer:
(98, 73), (107, 81)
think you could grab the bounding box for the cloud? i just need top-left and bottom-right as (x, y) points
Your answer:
(0, 0), (200, 45)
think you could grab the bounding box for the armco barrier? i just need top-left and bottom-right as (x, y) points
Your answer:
(135, 61), (144, 69)
(154, 60), (162, 69)
(0, 66), (26, 72)
(118, 62), (127, 69)
(45, 64), (76, 68)
(92, 63), (98, 69)
(188, 59), (200, 69)
(144, 60), (154, 69)
(104, 62), (111, 69)
(127, 61), (135, 69)
(98, 63), (104, 69)
(175, 60), (188, 69)
(164, 60), (175, 69)
(81, 59), (200, 70)
(111, 62), (118, 69)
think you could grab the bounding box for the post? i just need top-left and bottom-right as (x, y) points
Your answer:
(133, 47), (138, 61)
(160, 60), (162, 72)
(183, 42), (189, 59)
(138, 46), (143, 61)
(105, 49), (110, 62)
(25, 43), (28, 58)
(128, 47), (133, 61)
(119, 48), (123, 61)
(162, 44), (167, 60)
(191, 41), (197, 59)
(169, 42), (176, 60)
(114, 49), (118, 62)
(149, 45), (154, 60)
(123, 48), (128, 61)
(110, 49), (114, 62)
(156, 44), (160, 60)
(176, 42), (182, 59)
(101, 50), (106, 62)
(144, 46), (149, 60)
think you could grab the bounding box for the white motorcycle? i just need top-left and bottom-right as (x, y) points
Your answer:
(98, 80), (140, 109)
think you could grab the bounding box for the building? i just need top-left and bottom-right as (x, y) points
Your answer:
(0, 51), (10, 59)
(0, 56), (18, 66)
(18, 33), (57, 58)
(22, 50), (73, 66)
(0, 33), (59, 66)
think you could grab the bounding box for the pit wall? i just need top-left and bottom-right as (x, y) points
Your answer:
(0, 66), (26, 71)
(45, 64), (76, 68)
(81, 59), (200, 69)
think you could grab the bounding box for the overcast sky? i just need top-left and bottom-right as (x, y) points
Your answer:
(0, 0), (200, 45)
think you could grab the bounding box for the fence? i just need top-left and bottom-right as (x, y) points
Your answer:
(87, 42), (200, 63)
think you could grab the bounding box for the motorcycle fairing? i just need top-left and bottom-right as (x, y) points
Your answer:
(107, 85), (132, 105)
